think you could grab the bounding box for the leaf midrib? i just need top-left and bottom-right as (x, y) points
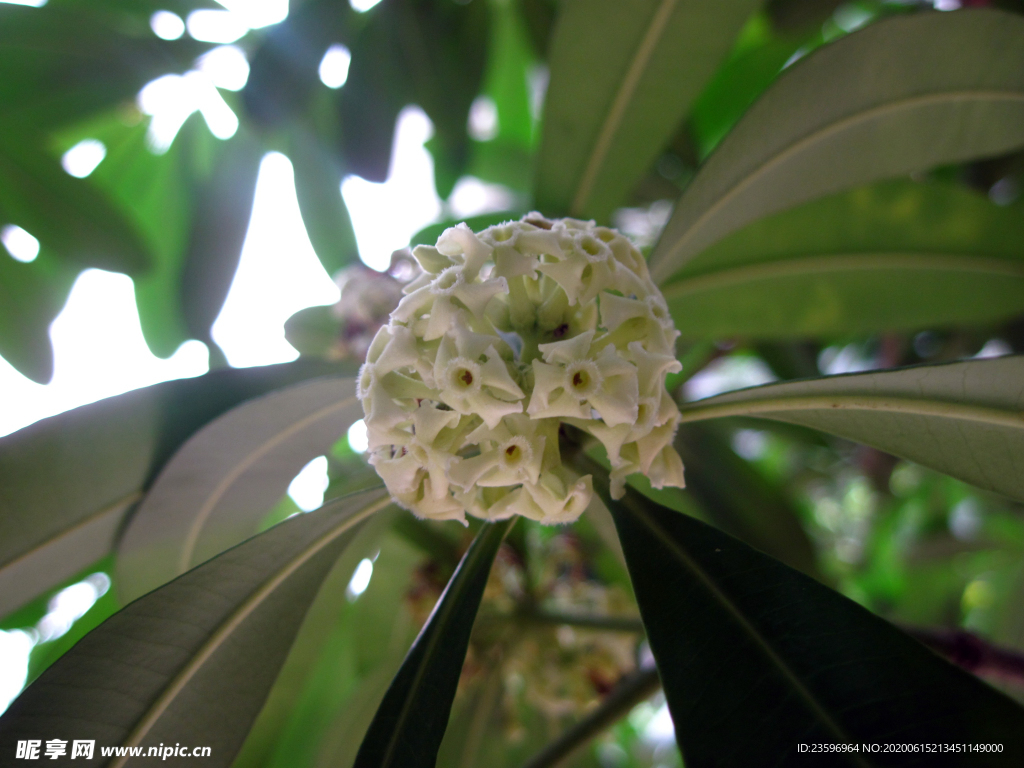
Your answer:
(661, 252), (1024, 299)
(653, 89), (1024, 281)
(570, 0), (678, 215)
(178, 394), (359, 573)
(0, 490), (141, 572)
(677, 393), (1024, 427)
(378, 520), (508, 768)
(109, 492), (390, 768)
(625, 500), (870, 768)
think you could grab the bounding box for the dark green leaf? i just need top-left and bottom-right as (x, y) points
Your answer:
(236, 524), (422, 768)
(0, 251), (75, 383)
(650, 9), (1024, 282)
(0, 360), (349, 617)
(661, 180), (1024, 338)
(586, 463), (1024, 766)
(179, 131), (262, 345)
(401, 0), (489, 199)
(536, 0), (762, 222)
(83, 114), (204, 357)
(0, 130), (152, 275)
(353, 518), (514, 768)
(242, 0), (353, 127)
(337, 4), (409, 183)
(677, 356), (1024, 505)
(0, 3), (209, 130)
(117, 375), (364, 601)
(675, 422), (821, 578)
(289, 129), (359, 276)
(0, 488), (390, 767)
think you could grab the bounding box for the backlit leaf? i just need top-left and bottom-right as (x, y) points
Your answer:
(536, 0), (762, 222)
(353, 519), (514, 768)
(660, 180), (1024, 338)
(677, 356), (1024, 504)
(117, 374), (364, 601)
(0, 488), (390, 767)
(0, 360), (347, 617)
(650, 9), (1024, 282)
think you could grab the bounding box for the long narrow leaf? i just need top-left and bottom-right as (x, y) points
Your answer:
(0, 488), (391, 768)
(0, 250), (75, 383)
(676, 356), (1024, 505)
(179, 132), (262, 346)
(353, 518), (514, 768)
(0, 360), (347, 617)
(116, 375), (364, 602)
(650, 9), (1024, 282)
(584, 460), (1024, 766)
(231, 509), (407, 768)
(660, 180), (1024, 337)
(289, 129), (360, 276)
(536, 0), (761, 221)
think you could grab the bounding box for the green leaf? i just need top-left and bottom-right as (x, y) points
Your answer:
(117, 374), (363, 602)
(587, 465), (1024, 766)
(289, 129), (359, 276)
(388, 0), (488, 200)
(337, 4), (410, 184)
(283, 305), (343, 359)
(231, 506), (401, 768)
(481, 0), (535, 151)
(675, 422), (821, 578)
(535, 0), (762, 222)
(0, 130), (152, 276)
(661, 179), (1024, 338)
(0, 3), (209, 130)
(676, 356), (1024, 505)
(0, 488), (390, 767)
(0, 360), (347, 617)
(0, 250), (76, 383)
(463, 0), (538, 195)
(353, 518), (514, 768)
(83, 114), (201, 358)
(179, 131), (262, 345)
(687, 13), (805, 160)
(242, 0), (353, 128)
(650, 9), (1024, 283)
(237, 525), (422, 768)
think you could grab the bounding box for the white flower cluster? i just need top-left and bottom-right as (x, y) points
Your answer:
(358, 214), (685, 524)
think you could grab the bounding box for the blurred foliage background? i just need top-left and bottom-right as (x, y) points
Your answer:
(3, 0), (1024, 766)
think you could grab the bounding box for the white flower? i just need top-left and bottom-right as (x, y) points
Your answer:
(527, 330), (639, 427)
(358, 214), (685, 522)
(433, 327), (524, 428)
(392, 265), (508, 340)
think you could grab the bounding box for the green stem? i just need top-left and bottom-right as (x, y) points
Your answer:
(519, 665), (662, 768)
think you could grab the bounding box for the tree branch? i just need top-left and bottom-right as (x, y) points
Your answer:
(519, 665), (662, 768)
